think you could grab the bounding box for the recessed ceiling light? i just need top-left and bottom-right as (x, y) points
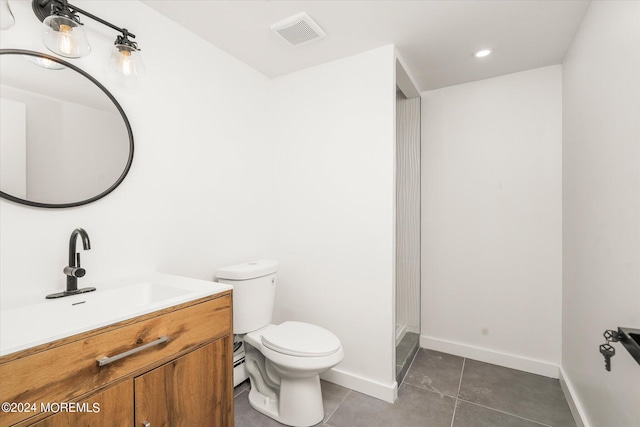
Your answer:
(473, 48), (492, 58)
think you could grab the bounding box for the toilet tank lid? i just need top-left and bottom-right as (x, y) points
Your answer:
(216, 260), (279, 280)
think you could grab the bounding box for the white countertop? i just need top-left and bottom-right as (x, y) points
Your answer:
(0, 273), (232, 357)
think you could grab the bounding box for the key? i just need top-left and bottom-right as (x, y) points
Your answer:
(603, 330), (620, 343)
(599, 343), (615, 371)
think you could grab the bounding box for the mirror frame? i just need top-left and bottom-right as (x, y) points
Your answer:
(0, 49), (134, 208)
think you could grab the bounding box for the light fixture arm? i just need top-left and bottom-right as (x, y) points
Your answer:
(32, 0), (145, 77)
(33, 0), (136, 39)
(65, 2), (136, 40)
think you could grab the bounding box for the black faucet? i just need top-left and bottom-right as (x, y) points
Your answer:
(46, 228), (97, 299)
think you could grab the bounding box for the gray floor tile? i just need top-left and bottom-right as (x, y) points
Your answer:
(397, 332), (420, 367)
(321, 380), (351, 422)
(403, 348), (464, 397)
(234, 379), (250, 397)
(235, 390), (297, 427)
(459, 359), (576, 427)
(396, 333), (420, 384)
(453, 400), (548, 427)
(235, 351), (578, 427)
(327, 383), (455, 427)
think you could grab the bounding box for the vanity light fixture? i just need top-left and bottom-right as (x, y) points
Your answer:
(40, 0), (91, 58)
(32, 0), (145, 78)
(110, 29), (145, 78)
(473, 48), (493, 58)
(0, 0), (15, 31)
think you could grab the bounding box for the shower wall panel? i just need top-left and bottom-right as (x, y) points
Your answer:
(396, 96), (421, 337)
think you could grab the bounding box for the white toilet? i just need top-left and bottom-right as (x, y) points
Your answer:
(216, 260), (344, 427)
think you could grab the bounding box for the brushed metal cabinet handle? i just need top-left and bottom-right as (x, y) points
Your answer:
(97, 336), (169, 367)
(142, 422), (151, 427)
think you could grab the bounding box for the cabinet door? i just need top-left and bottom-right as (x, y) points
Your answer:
(134, 337), (233, 427)
(31, 380), (133, 427)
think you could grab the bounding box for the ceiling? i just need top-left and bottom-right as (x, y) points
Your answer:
(143, 0), (590, 92)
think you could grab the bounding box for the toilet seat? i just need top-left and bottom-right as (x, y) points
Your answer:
(261, 321), (341, 357)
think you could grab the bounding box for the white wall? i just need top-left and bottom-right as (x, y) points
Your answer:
(270, 45), (397, 402)
(421, 65), (563, 377)
(0, 97), (26, 198)
(1, 2), (400, 403)
(562, 1), (640, 426)
(0, 0), (274, 308)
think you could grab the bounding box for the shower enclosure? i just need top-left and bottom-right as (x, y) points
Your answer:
(395, 60), (421, 383)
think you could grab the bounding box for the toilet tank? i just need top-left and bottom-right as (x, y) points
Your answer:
(216, 260), (279, 334)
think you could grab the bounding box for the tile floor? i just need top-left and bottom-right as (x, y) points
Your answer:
(234, 349), (577, 427)
(396, 332), (420, 384)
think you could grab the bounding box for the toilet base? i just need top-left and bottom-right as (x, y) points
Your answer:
(248, 375), (324, 427)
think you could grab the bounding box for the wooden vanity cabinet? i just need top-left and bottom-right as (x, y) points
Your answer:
(29, 381), (133, 427)
(135, 337), (233, 426)
(0, 292), (233, 427)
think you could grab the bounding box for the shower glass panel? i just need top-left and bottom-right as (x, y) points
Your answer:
(395, 91), (421, 383)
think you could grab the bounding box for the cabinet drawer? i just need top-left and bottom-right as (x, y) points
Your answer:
(0, 294), (231, 427)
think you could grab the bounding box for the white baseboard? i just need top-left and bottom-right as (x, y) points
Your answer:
(406, 326), (420, 335)
(420, 335), (560, 378)
(321, 368), (398, 403)
(396, 324), (408, 342)
(559, 366), (589, 427)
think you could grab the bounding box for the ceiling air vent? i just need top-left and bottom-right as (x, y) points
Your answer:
(271, 12), (326, 46)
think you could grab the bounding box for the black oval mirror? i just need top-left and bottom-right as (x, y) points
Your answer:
(0, 49), (134, 208)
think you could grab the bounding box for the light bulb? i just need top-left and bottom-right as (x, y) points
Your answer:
(57, 24), (74, 55)
(110, 44), (146, 78)
(42, 15), (91, 58)
(118, 49), (134, 76)
(0, 0), (15, 31)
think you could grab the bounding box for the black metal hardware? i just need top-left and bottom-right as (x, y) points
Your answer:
(33, 0), (136, 37)
(65, 227), (90, 291)
(32, 0), (139, 48)
(0, 49), (135, 209)
(115, 29), (140, 53)
(618, 327), (640, 367)
(41, 0), (82, 28)
(46, 228), (96, 299)
(598, 328), (640, 371)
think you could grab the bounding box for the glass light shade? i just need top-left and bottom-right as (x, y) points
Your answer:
(109, 44), (146, 78)
(0, 0), (15, 31)
(42, 15), (91, 58)
(28, 56), (66, 70)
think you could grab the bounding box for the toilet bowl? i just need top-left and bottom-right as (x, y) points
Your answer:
(243, 322), (344, 426)
(216, 261), (344, 427)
